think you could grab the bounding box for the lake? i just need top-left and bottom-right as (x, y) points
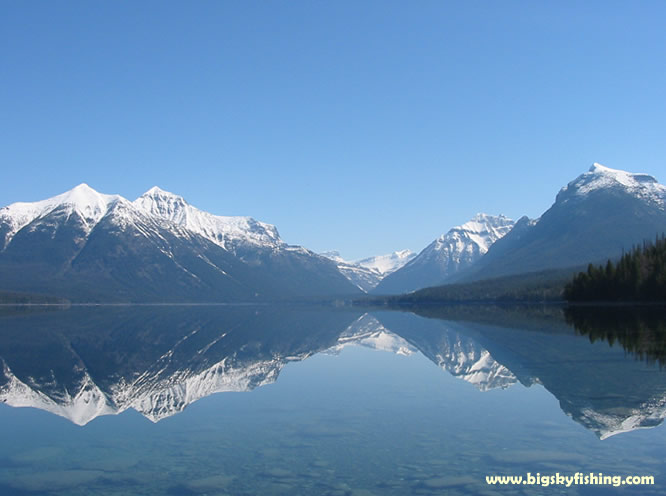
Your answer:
(0, 304), (664, 495)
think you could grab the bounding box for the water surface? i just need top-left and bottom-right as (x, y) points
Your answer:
(0, 304), (665, 495)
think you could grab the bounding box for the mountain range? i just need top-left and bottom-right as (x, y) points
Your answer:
(371, 163), (666, 295)
(1, 163), (665, 301)
(320, 249), (415, 292)
(0, 184), (359, 302)
(374, 213), (516, 294)
(461, 163), (666, 281)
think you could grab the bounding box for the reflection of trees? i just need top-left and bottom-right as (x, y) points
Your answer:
(564, 306), (666, 367)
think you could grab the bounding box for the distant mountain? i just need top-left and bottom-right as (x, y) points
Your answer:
(373, 214), (515, 294)
(462, 164), (666, 281)
(320, 251), (384, 292)
(356, 249), (416, 275)
(0, 184), (360, 301)
(321, 250), (415, 292)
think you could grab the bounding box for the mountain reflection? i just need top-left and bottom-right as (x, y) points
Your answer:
(0, 305), (362, 425)
(403, 305), (666, 439)
(1, 304), (666, 439)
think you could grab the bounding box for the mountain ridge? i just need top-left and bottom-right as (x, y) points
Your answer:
(373, 213), (515, 294)
(321, 249), (416, 292)
(0, 184), (360, 301)
(459, 163), (666, 282)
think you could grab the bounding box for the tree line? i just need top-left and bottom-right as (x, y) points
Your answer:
(564, 235), (666, 302)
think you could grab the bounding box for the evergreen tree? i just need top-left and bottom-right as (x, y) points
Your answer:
(564, 234), (666, 301)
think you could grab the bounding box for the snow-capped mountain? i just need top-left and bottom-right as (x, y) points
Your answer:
(463, 163), (666, 281)
(374, 214), (515, 294)
(0, 184), (360, 301)
(320, 250), (415, 292)
(133, 187), (282, 252)
(0, 183), (122, 249)
(356, 249), (416, 275)
(320, 251), (383, 292)
(559, 163), (666, 207)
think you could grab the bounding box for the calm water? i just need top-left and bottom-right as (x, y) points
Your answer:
(0, 304), (665, 495)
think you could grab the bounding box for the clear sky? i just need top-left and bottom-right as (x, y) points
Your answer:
(2, 1), (666, 260)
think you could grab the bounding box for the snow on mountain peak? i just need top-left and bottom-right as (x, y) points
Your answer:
(145, 185), (176, 196)
(469, 212), (510, 223)
(57, 183), (122, 217)
(1, 184), (287, 254)
(590, 162), (613, 173)
(436, 213), (515, 254)
(588, 163), (659, 186)
(355, 249), (416, 275)
(134, 187), (282, 251)
(319, 252), (384, 292)
(558, 163), (666, 207)
(410, 212), (514, 271)
(135, 186), (189, 223)
(374, 212), (517, 293)
(320, 249), (417, 292)
(0, 183), (122, 245)
(141, 186), (190, 203)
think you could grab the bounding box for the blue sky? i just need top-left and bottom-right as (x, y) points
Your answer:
(2, 1), (666, 260)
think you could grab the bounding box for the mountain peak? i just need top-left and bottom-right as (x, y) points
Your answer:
(455, 213), (514, 239)
(71, 182), (95, 192)
(393, 249), (415, 259)
(141, 186), (186, 201)
(373, 214), (515, 294)
(145, 185), (166, 195)
(589, 162), (658, 183)
(0, 183), (120, 235)
(355, 250), (417, 276)
(558, 164), (664, 206)
(471, 212), (506, 221)
(60, 183), (118, 208)
(133, 187), (282, 251)
(59, 182), (97, 199)
(590, 162), (613, 173)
